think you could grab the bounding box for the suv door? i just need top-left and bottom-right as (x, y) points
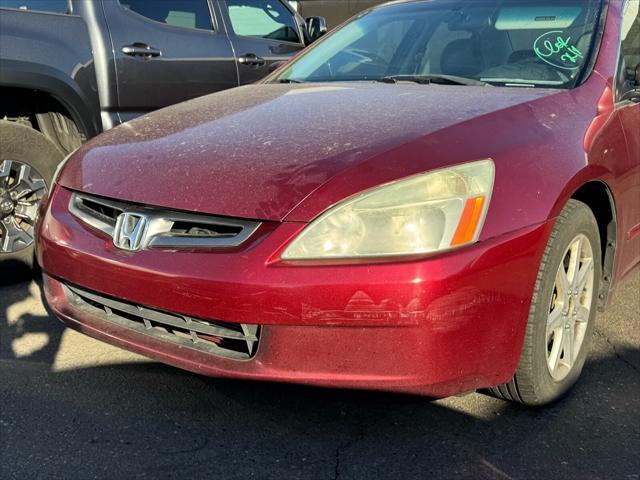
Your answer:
(217, 0), (305, 84)
(102, 0), (238, 121)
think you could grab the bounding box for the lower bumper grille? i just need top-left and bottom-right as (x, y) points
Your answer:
(63, 283), (259, 360)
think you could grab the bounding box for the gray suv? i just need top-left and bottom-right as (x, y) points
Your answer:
(0, 0), (326, 278)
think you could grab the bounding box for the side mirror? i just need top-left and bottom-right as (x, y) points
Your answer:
(305, 16), (327, 44)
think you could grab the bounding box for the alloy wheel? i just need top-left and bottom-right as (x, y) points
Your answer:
(0, 159), (48, 254)
(546, 234), (595, 381)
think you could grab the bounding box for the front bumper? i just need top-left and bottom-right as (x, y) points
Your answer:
(38, 186), (553, 396)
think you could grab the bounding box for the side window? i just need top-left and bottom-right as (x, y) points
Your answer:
(0, 0), (68, 13)
(118, 0), (213, 30)
(227, 0), (301, 44)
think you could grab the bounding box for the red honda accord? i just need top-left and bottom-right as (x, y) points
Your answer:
(37, 0), (639, 405)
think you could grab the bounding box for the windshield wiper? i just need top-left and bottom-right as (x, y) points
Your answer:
(273, 78), (305, 84)
(378, 74), (489, 86)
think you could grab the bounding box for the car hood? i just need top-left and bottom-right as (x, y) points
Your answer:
(60, 83), (554, 221)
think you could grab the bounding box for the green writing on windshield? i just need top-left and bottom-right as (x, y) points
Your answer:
(534, 30), (584, 70)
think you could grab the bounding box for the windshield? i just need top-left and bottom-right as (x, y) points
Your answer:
(273, 0), (605, 88)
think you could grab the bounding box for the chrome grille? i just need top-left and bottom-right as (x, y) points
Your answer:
(63, 283), (259, 360)
(68, 191), (261, 250)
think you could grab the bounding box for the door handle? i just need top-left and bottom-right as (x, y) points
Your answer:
(238, 53), (266, 68)
(122, 43), (162, 58)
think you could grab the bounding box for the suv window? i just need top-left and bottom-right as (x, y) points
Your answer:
(119, 0), (213, 30)
(0, 0), (68, 13)
(227, 0), (301, 43)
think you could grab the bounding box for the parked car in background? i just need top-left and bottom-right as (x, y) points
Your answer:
(289, 0), (386, 28)
(38, 0), (639, 406)
(0, 0), (325, 276)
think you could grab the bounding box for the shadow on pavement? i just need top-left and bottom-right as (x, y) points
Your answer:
(0, 275), (65, 365)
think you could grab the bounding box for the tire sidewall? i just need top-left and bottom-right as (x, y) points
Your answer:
(530, 202), (602, 404)
(0, 121), (60, 184)
(0, 121), (63, 279)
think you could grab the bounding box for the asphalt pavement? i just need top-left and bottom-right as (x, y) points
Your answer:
(1, 273), (639, 479)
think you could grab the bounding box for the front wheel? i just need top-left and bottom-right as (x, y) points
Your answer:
(490, 199), (602, 406)
(0, 121), (62, 283)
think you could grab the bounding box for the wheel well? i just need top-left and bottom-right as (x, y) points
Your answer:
(571, 181), (616, 310)
(0, 86), (84, 153)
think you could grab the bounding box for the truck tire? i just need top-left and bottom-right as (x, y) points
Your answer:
(488, 199), (601, 406)
(0, 120), (63, 284)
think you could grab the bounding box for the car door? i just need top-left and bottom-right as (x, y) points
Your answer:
(614, 1), (640, 274)
(102, 0), (238, 121)
(217, 0), (305, 84)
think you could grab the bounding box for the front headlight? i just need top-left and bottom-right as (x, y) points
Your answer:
(281, 159), (495, 260)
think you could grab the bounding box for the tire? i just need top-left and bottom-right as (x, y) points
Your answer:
(489, 199), (602, 406)
(0, 120), (63, 284)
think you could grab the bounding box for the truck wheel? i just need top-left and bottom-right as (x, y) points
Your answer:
(489, 199), (601, 406)
(0, 121), (62, 283)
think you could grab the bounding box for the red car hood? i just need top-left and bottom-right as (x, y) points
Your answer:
(59, 83), (553, 221)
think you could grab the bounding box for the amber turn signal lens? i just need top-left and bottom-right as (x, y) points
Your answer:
(451, 196), (487, 246)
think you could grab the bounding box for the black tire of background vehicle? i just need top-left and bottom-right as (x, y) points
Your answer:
(0, 120), (63, 284)
(488, 199), (602, 406)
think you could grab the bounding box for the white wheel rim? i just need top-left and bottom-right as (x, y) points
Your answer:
(546, 234), (595, 381)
